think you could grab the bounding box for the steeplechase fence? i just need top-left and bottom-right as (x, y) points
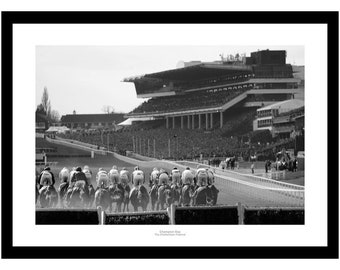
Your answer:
(36, 208), (100, 224)
(36, 205), (304, 225)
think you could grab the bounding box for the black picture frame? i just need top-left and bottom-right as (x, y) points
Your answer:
(1, 11), (338, 259)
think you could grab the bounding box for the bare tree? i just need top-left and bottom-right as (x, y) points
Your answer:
(41, 87), (51, 118)
(50, 110), (60, 123)
(102, 105), (115, 114)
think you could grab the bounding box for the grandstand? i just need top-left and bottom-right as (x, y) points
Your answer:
(123, 50), (302, 132)
(56, 50), (304, 163)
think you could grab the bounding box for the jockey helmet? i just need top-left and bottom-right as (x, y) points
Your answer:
(120, 170), (130, 184)
(112, 165), (118, 170)
(150, 169), (160, 183)
(181, 169), (194, 185)
(75, 166), (82, 172)
(159, 172), (169, 185)
(195, 168), (208, 186)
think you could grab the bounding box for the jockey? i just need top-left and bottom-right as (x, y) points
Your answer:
(132, 169), (145, 187)
(207, 169), (219, 205)
(192, 169), (209, 206)
(119, 169), (131, 202)
(96, 170), (109, 190)
(108, 167), (120, 186)
(180, 169), (194, 206)
(170, 168), (181, 204)
(39, 170), (54, 190)
(59, 167), (70, 183)
(158, 171), (170, 186)
(149, 167), (159, 188)
(38, 166), (55, 189)
(83, 168), (93, 187)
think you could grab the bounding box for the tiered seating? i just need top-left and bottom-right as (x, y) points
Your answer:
(130, 85), (252, 115)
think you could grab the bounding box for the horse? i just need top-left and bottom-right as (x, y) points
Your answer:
(149, 168), (160, 210)
(156, 171), (172, 210)
(39, 185), (58, 208)
(57, 167), (70, 207)
(95, 187), (112, 212)
(83, 168), (95, 208)
(179, 169), (194, 206)
(207, 169), (219, 205)
(108, 183), (125, 213)
(118, 169), (131, 212)
(94, 170), (112, 212)
(66, 180), (89, 209)
(157, 184), (172, 210)
(170, 168), (181, 206)
(129, 185), (149, 212)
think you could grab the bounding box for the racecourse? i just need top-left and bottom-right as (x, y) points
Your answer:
(36, 151), (304, 210)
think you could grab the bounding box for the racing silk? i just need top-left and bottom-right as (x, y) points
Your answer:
(39, 170), (54, 186)
(192, 186), (208, 206)
(170, 183), (181, 203)
(208, 185), (219, 205)
(149, 184), (159, 203)
(180, 184), (193, 206)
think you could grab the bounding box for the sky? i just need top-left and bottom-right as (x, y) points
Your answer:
(36, 46), (304, 116)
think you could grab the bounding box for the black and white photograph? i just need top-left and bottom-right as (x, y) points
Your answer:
(1, 9), (338, 261)
(35, 45), (305, 225)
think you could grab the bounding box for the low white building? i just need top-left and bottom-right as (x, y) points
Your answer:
(254, 99), (304, 132)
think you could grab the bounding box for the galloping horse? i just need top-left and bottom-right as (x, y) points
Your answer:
(58, 167), (70, 207)
(108, 168), (124, 212)
(157, 172), (172, 210)
(119, 169), (131, 212)
(179, 169), (194, 206)
(94, 170), (112, 212)
(207, 169), (219, 205)
(149, 168), (159, 211)
(170, 168), (181, 206)
(66, 167), (91, 209)
(129, 169), (149, 212)
(39, 170), (58, 208)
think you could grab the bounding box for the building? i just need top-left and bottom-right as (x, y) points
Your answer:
(36, 112), (49, 133)
(123, 49), (303, 130)
(254, 99), (304, 137)
(60, 113), (125, 130)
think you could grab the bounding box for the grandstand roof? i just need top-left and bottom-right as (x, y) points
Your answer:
(124, 63), (252, 82)
(60, 113), (125, 123)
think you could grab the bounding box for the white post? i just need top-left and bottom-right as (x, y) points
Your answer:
(97, 206), (103, 225)
(169, 204), (176, 225)
(220, 111), (223, 128)
(147, 139), (150, 157)
(91, 151), (94, 159)
(153, 139), (156, 158)
(168, 138), (171, 158)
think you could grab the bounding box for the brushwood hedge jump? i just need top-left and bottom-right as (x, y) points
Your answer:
(35, 205), (304, 225)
